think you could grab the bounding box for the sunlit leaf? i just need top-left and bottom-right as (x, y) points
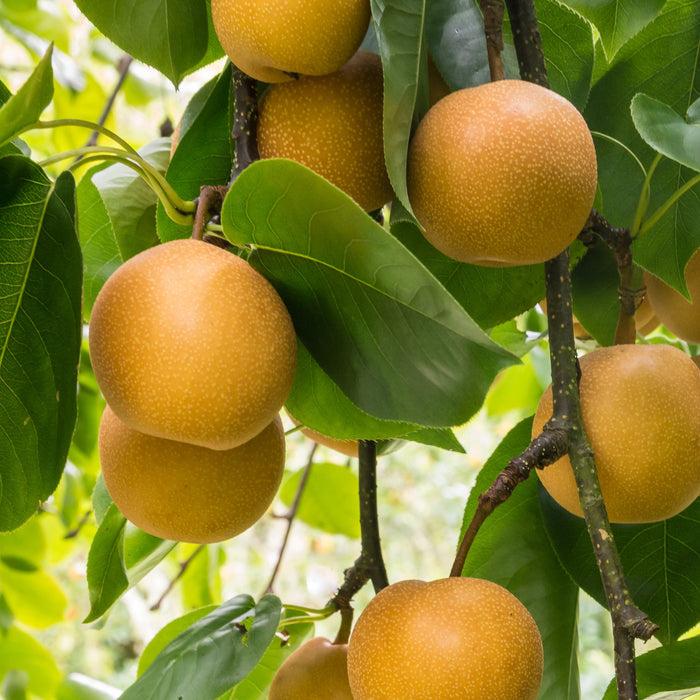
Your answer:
(0, 627), (61, 699)
(0, 44), (53, 147)
(0, 158), (82, 531)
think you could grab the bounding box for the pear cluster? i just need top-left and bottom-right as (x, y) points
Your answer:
(211, 0), (392, 213)
(90, 239), (297, 543)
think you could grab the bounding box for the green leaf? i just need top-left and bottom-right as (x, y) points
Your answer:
(425, 0), (490, 90)
(137, 605), (219, 676)
(371, 0), (427, 213)
(157, 64), (233, 242)
(72, 0), (210, 86)
(56, 673), (122, 700)
(0, 564), (67, 628)
(0, 626), (61, 699)
(85, 504), (175, 622)
(571, 238), (619, 346)
(460, 417), (581, 700)
(280, 462), (361, 538)
(584, 0), (700, 292)
(287, 341), (430, 441)
(227, 613), (315, 700)
(631, 93), (700, 172)
(392, 220), (546, 329)
(0, 44), (53, 147)
(180, 544), (222, 610)
(0, 157), (82, 531)
(121, 595), (281, 700)
(602, 636), (700, 699)
(561, 0), (666, 59)
(222, 159), (516, 428)
(540, 488), (700, 644)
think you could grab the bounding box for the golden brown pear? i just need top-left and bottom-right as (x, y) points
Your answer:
(533, 344), (700, 523)
(89, 239), (297, 450)
(211, 0), (370, 83)
(347, 577), (543, 700)
(98, 407), (285, 543)
(645, 249), (700, 344)
(407, 80), (597, 266)
(269, 637), (353, 699)
(257, 51), (392, 212)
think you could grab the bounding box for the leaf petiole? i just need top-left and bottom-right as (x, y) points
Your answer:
(638, 171), (700, 237)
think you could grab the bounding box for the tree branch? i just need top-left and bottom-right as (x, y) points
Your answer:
(230, 66), (260, 184)
(263, 443), (317, 596)
(581, 209), (643, 345)
(329, 440), (389, 616)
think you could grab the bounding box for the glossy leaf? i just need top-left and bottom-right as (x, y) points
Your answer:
(571, 239), (619, 346)
(602, 636), (700, 699)
(85, 504), (176, 622)
(222, 159), (516, 428)
(121, 595), (281, 700)
(72, 0), (212, 86)
(280, 462), (361, 538)
(0, 627), (61, 699)
(561, 0), (666, 59)
(425, 0), (490, 91)
(157, 64), (233, 242)
(540, 489), (700, 644)
(585, 0), (700, 293)
(631, 93), (700, 172)
(0, 158), (82, 531)
(0, 44), (52, 147)
(460, 417), (581, 700)
(392, 220), (546, 329)
(371, 0), (427, 213)
(227, 614), (314, 700)
(137, 605), (219, 676)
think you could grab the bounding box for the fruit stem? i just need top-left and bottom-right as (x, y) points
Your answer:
(38, 145), (196, 225)
(480, 0), (506, 81)
(638, 170), (700, 237)
(333, 607), (354, 646)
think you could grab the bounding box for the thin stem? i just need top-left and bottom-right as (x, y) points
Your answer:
(25, 119), (138, 154)
(38, 145), (195, 223)
(150, 544), (206, 611)
(480, 0), (506, 81)
(631, 153), (663, 238)
(590, 131), (648, 181)
(639, 171), (700, 236)
(263, 444), (317, 595)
